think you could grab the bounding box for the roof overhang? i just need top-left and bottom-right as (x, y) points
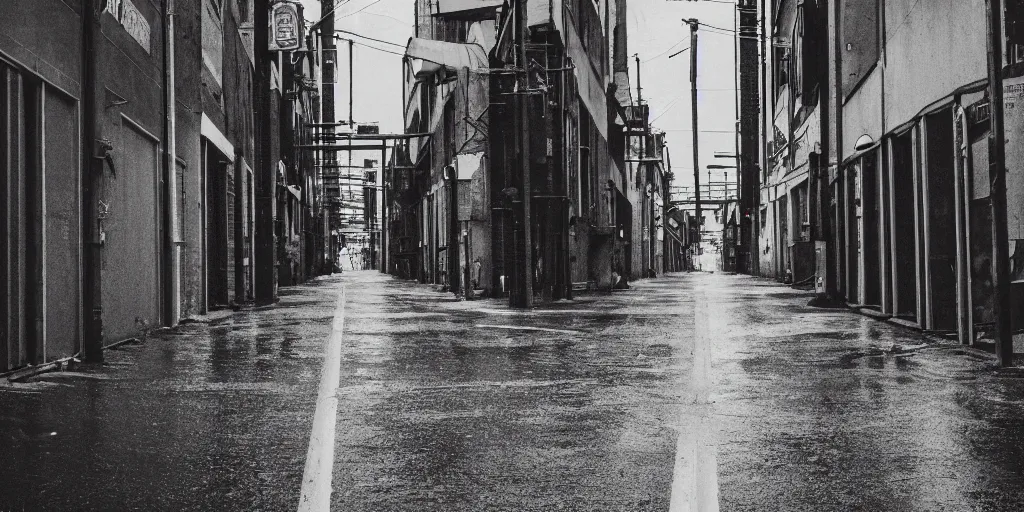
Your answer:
(433, 0), (503, 20)
(405, 22), (494, 80)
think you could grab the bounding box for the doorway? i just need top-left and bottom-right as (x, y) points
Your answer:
(104, 116), (162, 342)
(615, 189), (632, 278)
(861, 153), (881, 307)
(779, 194), (789, 277)
(925, 109), (957, 331)
(204, 141), (231, 309)
(846, 165), (859, 302)
(891, 132), (918, 320)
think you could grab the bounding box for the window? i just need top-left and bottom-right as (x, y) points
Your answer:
(1008, 0), (1024, 64)
(795, 183), (809, 240)
(839, 0), (879, 96)
(791, 6), (804, 99)
(574, 0), (606, 76)
(210, 0), (224, 19)
(203, 0), (226, 86)
(238, 0), (251, 22)
(797, 0), (823, 102)
(773, 46), (789, 100)
(580, 114), (592, 213)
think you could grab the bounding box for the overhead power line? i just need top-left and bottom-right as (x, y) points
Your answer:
(334, 36), (405, 57)
(334, 28), (406, 48)
(644, 39), (688, 62)
(662, 129), (736, 134)
(668, 46), (691, 59)
(339, 0), (382, 18)
(696, 21), (736, 33)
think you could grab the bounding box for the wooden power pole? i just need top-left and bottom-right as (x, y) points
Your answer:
(254, 0), (277, 304)
(985, 0), (1014, 366)
(687, 19), (702, 269)
(512, 0), (534, 307)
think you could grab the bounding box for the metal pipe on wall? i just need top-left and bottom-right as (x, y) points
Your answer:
(758, 0), (767, 278)
(165, 0), (181, 326)
(82, 0), (104, 361)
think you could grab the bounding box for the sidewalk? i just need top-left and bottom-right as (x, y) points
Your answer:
(0, 275), (345, 511)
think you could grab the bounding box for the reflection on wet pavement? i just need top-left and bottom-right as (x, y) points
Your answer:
(2, 271), (1024, 510)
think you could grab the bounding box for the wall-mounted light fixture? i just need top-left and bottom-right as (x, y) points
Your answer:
(854, 134), (874, 151)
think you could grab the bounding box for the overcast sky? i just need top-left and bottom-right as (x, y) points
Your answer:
(300, 0), (739, 187)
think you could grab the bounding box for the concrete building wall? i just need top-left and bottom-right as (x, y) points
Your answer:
(96, 0), (169, 343)
(882, 0), (987, 130)
(0, 0), (83, 96)
(841, 68), (883, 160)
(175, 0), (207, 318)
(832, 0), (997, 334)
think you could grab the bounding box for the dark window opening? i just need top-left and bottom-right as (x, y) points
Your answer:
(839, 0), (879, 96)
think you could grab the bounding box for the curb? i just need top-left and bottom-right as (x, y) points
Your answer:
(730, 273), (1009, 365)
(836, 303), (1002, 364)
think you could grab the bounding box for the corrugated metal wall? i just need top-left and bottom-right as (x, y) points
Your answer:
(2, 64), (30, 371)
(2, 62), (82, 370)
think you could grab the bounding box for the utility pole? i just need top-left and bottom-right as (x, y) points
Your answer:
(255, 0), (277, 304)
(734, 1), (742, 270)
(380, 144), (387, 273)
(513, 0), (534, 307)
(813, 0), (839, 304)
(737, 0), (759, 276)
(686, 19), (702, 270)
(635, 54), (645, 163)
(635, 53), (648, 273)
(319, 0), (337, 270)
(348, 38), (354, 259)
(985, 0), (1013, 366)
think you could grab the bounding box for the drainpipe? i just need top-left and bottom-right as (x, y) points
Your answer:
(165, 0), (181, 326)
(82, 0), (104, 362)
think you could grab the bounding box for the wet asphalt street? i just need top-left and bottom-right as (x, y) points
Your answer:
(4, 271), (1024, 510)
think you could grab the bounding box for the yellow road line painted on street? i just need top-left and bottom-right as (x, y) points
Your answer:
(475, 324), (584, 335)
(298, 286), (346, 512)
(669, 290), (721, 512)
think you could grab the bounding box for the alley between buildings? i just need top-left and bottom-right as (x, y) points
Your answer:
(3, 272), (1024, 510)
